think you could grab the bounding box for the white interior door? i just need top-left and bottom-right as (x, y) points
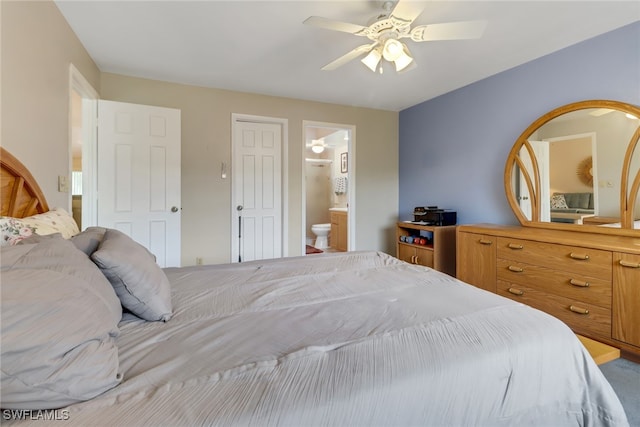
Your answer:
(530, 140), (550, 222)
(232, 120), (282, 262)
(518, 145), (534, 219)
(518, 140), (550, 221)
(97, 100), (181, 267)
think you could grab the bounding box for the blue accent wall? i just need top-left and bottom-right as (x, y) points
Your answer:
(399, 21), (640, 225)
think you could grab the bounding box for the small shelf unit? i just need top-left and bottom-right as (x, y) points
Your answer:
(396, 222), (457, 276)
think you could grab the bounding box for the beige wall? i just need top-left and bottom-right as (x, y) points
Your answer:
(101, 73), (399, 265)
(1, 0), (399, 265)
(1, 0), (100, 210)
(549, 136), (592, 194)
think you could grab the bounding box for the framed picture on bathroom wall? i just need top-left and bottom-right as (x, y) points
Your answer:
(340, 152), (348, 173)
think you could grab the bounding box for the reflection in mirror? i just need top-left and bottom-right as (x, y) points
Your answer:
(534, 108), (635, 223)
(513, 142), (549, 222)
(505, 100), (640, 235)
(513, 150), (533, 221)
(622, 126), (640, 228)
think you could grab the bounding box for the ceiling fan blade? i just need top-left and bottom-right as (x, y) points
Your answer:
(304, 16), (367, 35)
(389, 0), (424, 28)
(321, 43), (377, 71)
(410, 20), (487, 42)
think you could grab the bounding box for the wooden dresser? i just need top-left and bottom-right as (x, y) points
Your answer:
(457, 224), (640, 359)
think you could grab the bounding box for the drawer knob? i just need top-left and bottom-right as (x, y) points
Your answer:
(619, 260), (640, 269)
(508, 265), (524, 273)
(507, 243), (524, 250)
(569, 253), (590, 261)
(569, 279), (590, 288)
(508, 287), (524, 296)
(569, 305), (589, 315)
(479, 239), (493, 245)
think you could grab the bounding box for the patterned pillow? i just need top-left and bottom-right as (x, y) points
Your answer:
(21, 208), (80, 239)
(0, 217), (37, 246)
(0, 208), (80, 246)
(551, 194), (569, 209)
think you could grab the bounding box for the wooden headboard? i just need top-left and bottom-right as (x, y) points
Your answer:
(1, 146), (49, 218)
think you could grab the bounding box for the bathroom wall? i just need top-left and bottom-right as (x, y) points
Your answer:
(305, 152), (333, 241)
(304, 127), (350, 243)
(329, 135), (348, 209)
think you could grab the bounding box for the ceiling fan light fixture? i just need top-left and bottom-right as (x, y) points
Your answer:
(306, 2), (488, 75)
(394, 45), (413, 71)
(382, 38), (403, 62)
(361, 48), (382, 72)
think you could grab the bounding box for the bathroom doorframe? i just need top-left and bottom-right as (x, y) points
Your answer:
(301, 121), (356, 254)
(68, 64), (99, 228)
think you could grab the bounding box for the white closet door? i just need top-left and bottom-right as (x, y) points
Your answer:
(97, 100), (181, 267)
(232, 121), (282, 262)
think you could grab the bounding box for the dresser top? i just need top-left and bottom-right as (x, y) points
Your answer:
(457, 223), (640, 254)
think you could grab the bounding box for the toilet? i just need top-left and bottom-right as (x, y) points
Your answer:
(311, 223), (331, 249)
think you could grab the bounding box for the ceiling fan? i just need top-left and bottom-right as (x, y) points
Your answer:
(304, 0), (487, 73)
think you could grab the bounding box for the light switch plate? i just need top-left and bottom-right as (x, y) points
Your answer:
(58, 175), (69, 193)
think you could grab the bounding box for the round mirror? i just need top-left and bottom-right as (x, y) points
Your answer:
(504, 100), (640, 236)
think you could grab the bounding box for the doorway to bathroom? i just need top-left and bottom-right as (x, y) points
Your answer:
(302, 121), (355, 255)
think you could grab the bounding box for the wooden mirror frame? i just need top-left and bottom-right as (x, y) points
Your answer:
(504, 99), (640, 237)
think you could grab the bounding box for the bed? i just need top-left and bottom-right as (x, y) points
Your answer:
(0, 147), (629, 426)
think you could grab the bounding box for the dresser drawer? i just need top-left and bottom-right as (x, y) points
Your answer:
(497, 280), (611, 338)
(497, 237), (612, 281)
(497, 259), (611, 308)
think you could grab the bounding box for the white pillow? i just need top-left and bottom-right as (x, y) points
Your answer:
(0, 237), (123, 409)
(20, 208), (80, 238)
(91, 229), (173, 322)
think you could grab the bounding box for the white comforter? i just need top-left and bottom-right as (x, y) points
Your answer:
(17, 251), (629, 426)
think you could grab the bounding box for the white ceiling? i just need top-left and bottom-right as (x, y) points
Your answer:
(54, 1), (639, 112)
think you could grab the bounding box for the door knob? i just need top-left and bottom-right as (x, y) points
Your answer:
(171, 206), (179, 213)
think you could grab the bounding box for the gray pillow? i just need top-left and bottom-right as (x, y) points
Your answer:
(1, 238), (122, 410)
(71, 226), (107, 256)
(91, 229), (172, 322)
(71, 227), (156, 261)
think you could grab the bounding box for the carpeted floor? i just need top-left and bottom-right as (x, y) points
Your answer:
(600, 358), (640, 426)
